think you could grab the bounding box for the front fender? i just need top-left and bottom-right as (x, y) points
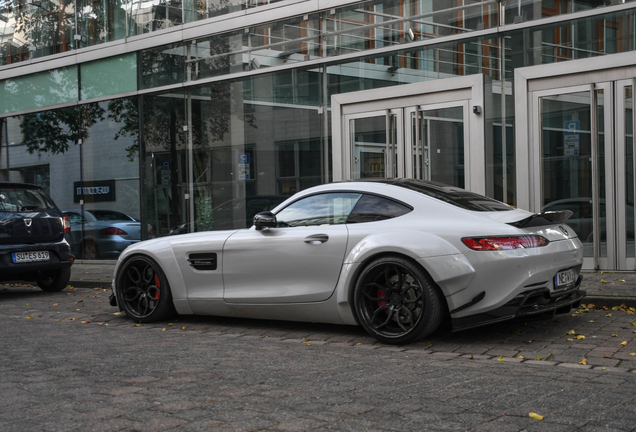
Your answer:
(113, 238), (192, 315)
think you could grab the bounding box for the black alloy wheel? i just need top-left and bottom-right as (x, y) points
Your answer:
(116, 255), (176, 322)
(354, 256), (443, 345)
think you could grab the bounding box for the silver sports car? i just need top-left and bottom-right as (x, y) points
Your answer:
(109, 179), (585, 344)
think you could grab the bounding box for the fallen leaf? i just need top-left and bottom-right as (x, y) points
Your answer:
(26, 315), (33, 319)
(604, 355), (612, 358)
(534, 356), (542, 360)
(470, 355), (475, 360)
(619, 279), (626, 282)
(113, 312), (122, 316)
(497, 356), (505, 361)
(168, 323), (175, 326)
(566, 338), (574, 341)
(589, 320), (595, 323)
(601, 279), (607, 283)
(632, 321), (636, 326)
(579, 358), (587, 365)
(576, 335), (586, 340)
(181, 327), (186, 330)
(621, 341), (628, 346)
(529, 412), (544, 421)
(566, 330), (576, 335)
(53, 303), (58, 306)
(162, 328), (167, 331)
(606, 314), (612, 317)
(134, 324), (141, 327)
(356, 343), (362, 345)
(517, 355), (524, 359)
(81, 320), (90, 324)
(612, 334), (618, 337)
(631, 353), (636, 356)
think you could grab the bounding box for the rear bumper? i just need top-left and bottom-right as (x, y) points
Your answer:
(0, 239), (74, 282)
(452, 276), (585, 332)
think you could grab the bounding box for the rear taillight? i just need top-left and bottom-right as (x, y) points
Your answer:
(62, 215), (71, 234)
(462, 235), (549, 251)
(99, 227), (128, 236)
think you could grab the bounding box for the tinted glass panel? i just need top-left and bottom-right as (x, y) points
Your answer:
(276, 193), (361, 227)
(371, 179), (512, 212)
(347, 194), (411, 223)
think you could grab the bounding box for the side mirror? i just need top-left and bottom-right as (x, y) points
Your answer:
(254, 211), (277, 230)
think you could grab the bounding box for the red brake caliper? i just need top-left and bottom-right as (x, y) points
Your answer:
(377, 289), (386, 307)
(154, 276), (160, 299)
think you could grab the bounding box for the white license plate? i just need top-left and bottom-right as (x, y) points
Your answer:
(12, 251), (50, 263)
(555, 268), (576, 288)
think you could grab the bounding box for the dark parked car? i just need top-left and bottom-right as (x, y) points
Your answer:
(64, 209), (154, 260)
(0, 182), (74, 291)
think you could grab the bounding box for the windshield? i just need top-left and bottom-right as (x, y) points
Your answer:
(0, 187), (55, 212)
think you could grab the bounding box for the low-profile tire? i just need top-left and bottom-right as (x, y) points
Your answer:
(83, 240), (98, 260)
(353, 256), (443, 345)
(115, 255), (176, 323)
(37, 267), (71, 292)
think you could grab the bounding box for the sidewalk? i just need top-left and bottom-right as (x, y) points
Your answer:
(69, 261), (636, 307)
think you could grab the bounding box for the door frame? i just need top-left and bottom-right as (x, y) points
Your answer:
(331, 74), (486, 194)
(515, 52), (636, 270)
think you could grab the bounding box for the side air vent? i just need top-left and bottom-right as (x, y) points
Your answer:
(188, 253), (217, 271)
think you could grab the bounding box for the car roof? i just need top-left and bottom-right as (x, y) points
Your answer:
(0, 182), (44, 190)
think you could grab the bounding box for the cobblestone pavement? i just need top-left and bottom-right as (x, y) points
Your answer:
(3, 284), (636, 431)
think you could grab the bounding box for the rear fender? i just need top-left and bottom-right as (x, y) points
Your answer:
(335, 231), (476, 322)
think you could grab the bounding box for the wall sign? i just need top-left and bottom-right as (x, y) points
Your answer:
(74, 180), (116, 203)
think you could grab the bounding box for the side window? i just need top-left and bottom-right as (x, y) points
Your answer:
(276, 193), (362, 227)
(347, 194), (412, 224)
(66, 212), (84, 225)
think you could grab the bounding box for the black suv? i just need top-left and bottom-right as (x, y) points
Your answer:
(0, 183), (74, 291)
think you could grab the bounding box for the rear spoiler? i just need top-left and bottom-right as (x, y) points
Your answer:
(507, 210), (573, 229)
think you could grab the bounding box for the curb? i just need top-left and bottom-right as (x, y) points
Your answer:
(583, 296), (636, 308)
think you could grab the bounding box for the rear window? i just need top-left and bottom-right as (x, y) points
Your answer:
(374, 179), (513, 212)
(0, 187), (55, 212)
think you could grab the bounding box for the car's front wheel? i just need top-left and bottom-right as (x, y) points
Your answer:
(353, 256), (443, 345)
(37, 267), (71, 292)
(115, 255), (176, 322)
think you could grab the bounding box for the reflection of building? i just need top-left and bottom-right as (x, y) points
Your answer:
(2, 0), (636, 270)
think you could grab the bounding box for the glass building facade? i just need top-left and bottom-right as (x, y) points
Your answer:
(2, 0), (636, 269)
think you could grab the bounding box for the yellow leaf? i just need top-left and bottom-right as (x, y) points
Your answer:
(600, 279), (607, 283)
(113, 312), (122, 316)
(606, 314), (612, 317)
(566, 338), (574, 341)
(168, 323), (174, 326)
(612, 334), (617, 337)
(588, 320), (595, 323)
(81, 320), (90, 324)
(631, 307), (636, 312)
(162, 328), (167, 331)
(470, 355), (475, 360)
(600, 271), (605, 274)
(632, 321), (636, 326)
(26, 315), (33, 319)
(534, 356), (542, 360)
(517, 355), (524, 359)
(25, 303), (29, 306)
(53, 303), (58, 306)
(619, 279), (626, 282)
(621, 341), (628, 346)
(529, 413), (544, 421)
(134, 324), (141, 327)
(181, 327), (186, 330)
(566, 330), (576, 335)
(630, 353), (636, 356)
(613, 306), (620, 311)
(576, 335), (586, 340)
(356, 343), (362, 345)
(579, 358), (587, 365)
(497, 356), (505, 361)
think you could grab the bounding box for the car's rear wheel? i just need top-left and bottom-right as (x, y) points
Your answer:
(83, 240), (98, 260)
(354, 256), (443, 345)
(37, 267), (71, 292)
(116, 255), (176, 322)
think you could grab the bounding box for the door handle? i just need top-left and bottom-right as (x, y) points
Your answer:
(304, 234), (329, 244)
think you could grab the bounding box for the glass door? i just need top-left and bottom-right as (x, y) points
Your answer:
(405, 102), (469, 188)
(533, 83), (614, 270)
(345, 109), (404, 179)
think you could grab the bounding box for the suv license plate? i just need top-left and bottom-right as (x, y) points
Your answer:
(555, 268), (575, 288)
(12, 251), (50, 263)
